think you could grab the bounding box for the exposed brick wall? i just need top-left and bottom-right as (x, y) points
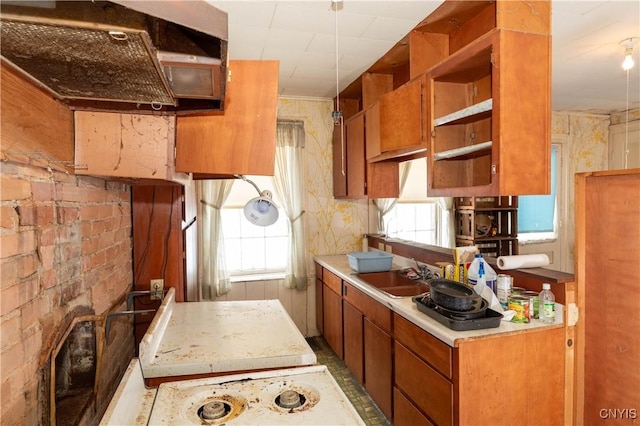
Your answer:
(0, 161), (135, 425)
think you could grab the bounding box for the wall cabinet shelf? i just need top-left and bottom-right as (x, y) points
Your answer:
(455, 196), (518, 257)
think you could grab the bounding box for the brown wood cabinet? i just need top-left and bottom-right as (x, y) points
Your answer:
(322, 269), (344, 358)
(74, 111), (188, 182)
(175, 60), (278, 177)
(333, 111), (400, 199)
(343, 281), (393, 419)
(315, 263), (323, 335)
(333, 0), (551, 197)
(394, 313), (566, 426)
(428, 29), (551, 196)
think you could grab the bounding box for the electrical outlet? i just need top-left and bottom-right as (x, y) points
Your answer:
(385, 245), (393, 253)
(150, 279), (164, 300)
(378, 243), (384, 251)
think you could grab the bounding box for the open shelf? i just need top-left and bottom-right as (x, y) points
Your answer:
(433, 140), (492, 161)
(434, 98), (493, 126)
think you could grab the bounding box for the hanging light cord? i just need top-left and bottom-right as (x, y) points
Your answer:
(624, 68), (630, 169)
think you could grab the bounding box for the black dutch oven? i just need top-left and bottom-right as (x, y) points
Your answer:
(428, 279), (481, 311)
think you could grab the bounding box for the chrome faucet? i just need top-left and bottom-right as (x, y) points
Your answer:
(413, 258), (437, 280)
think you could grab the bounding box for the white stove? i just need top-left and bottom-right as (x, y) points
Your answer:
(101, 360), (365, 425)
(139, 289), (317, 381)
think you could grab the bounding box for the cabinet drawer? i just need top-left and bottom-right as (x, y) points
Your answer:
(393, 313), (452, 379)
(394, 387), (434, 426)
(395, 342), (453, 426)
(323, 269), (342, 295)
(343, 282), (391, 333)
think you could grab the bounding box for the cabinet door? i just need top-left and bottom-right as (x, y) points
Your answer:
(315, 277), (323, 334)
(323, 283), (343, 359)
(343, 301), (364, 383)
(364, 318), (393, 420)
(395, 342), (453, 426)
(332, 122), (347, 197)
(379, 77), (424, 153)
(75, 111), (185, 181)
(175, 60), (278, 176)
(394, 387), (434, 426)
(346, 112), (367, 198)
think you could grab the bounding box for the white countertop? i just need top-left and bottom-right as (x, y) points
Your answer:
(315, 254), (564, 347)
(139, 289), (317, 378)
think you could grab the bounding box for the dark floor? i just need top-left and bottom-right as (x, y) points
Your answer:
(306, 336), (392, 426)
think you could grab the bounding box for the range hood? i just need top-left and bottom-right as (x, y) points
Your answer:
(0, 1), (228, 113)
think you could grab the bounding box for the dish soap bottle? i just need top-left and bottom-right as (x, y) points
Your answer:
(539, 283), (555, 324)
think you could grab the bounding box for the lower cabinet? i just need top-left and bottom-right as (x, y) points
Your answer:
(316, 263), (568, 426)
(343, 281), (393, 420)
(322, 270), (343, 358)
(363, 318), (392, 419)
(393, 312), (566, 426)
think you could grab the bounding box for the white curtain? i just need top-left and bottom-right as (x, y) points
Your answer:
(436, 197), (455, 248)
(373, 161), (413, 234)
(196, 179), (234, 300)
(272, 120), (307, 290)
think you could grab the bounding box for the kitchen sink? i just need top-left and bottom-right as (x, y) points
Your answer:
(356, 271), (430, 298)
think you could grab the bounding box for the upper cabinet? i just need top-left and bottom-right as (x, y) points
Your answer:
(333, 110), (399, 199)
(75, 111), (188, 183)
(428, 28), (550, 196)
(175, 60), (279, 178)
(334, 0), (551, 197)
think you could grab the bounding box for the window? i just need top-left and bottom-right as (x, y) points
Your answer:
(518, 144), (559, 241)
(382, 159), (439, 245)
(222, 175), (288, 279)
(383, 202), (437, 244)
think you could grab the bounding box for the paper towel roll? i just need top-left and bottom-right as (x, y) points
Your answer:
(497, 254), (550, 270)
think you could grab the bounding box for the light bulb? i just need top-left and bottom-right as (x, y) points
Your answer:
(256, 200), (270, 214)
(622, 49), (634, 71)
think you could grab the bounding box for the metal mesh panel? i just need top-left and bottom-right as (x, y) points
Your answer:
(1, 19), (174, 105)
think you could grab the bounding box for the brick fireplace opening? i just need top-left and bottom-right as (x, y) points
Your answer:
(39, 307), (106, 426)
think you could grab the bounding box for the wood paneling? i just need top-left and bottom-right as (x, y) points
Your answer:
(1, 62), (73, 171)
(576, 170), (640, 425)
(132, 185), (186, 344)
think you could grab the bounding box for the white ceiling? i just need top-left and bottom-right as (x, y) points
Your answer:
(207, 0), (640, 114)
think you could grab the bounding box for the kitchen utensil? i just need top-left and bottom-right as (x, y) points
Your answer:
(413, 295), (502, 331)
(428, 279), (481, 311)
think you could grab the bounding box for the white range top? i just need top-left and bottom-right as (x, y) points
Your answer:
(139, 289), (317, 378)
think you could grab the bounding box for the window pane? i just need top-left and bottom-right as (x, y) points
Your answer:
(518, 145), (557, 233)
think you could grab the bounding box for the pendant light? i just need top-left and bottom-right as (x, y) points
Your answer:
(619, 37), (638, 169)
(234, 175), (279, 226)
(620, 38), (637, 71)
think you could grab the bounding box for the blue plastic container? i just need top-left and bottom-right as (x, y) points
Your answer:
(347, 251), (393, 273)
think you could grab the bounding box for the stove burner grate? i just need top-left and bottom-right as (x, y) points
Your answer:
(275, 390), (306, 409)
(198, 400), (231, 421)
